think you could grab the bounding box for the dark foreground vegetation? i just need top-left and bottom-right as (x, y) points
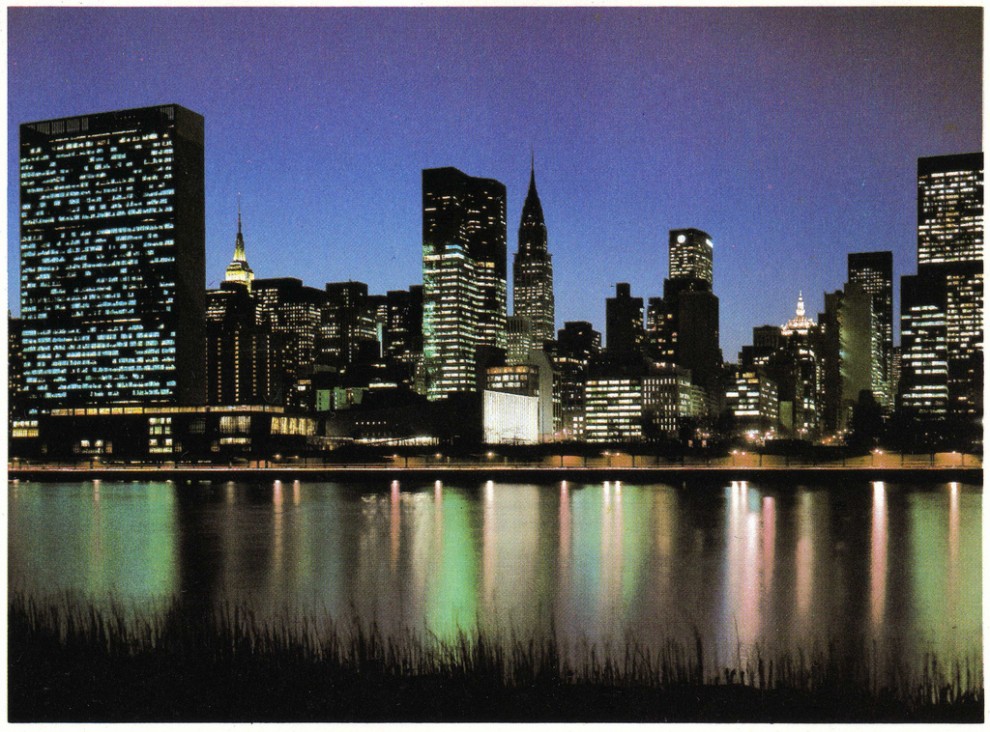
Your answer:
(9, 594), (983, 723)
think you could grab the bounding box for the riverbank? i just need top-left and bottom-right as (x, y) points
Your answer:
(8, 464), (983, 484)
(8, 594), (983, 722)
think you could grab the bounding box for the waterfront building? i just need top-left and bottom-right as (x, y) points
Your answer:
(512, 160), (555, 346)
(8, 404), (315, 460)
(725, 368), (779, 440)
(848, 252), (893, 406)
(899, 153), (983, 425)
(19, 104), (205, 414)
(482, 389), (539, 445)
(605, 283), (645, 361)
(584, 374), (644, 442)
(422, 167), (507, 399)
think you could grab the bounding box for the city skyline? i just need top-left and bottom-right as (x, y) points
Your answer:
(7, 7), (982, 358)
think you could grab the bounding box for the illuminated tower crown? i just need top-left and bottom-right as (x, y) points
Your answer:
(224, 203), (255, 292)
(782, 291), (816, 336)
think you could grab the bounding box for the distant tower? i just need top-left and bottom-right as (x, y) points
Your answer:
(224, 203), (255, 292)
(512, 156), (555, 345)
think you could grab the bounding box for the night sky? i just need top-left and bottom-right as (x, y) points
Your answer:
(7, 7), (982, 359)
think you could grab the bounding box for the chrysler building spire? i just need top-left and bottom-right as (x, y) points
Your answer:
(512, 156), (555, 344)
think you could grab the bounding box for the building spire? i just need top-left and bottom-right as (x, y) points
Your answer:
(796, 290), (805, 318)
(225, 197), (254, 291)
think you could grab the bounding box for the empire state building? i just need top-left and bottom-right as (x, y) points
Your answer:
(512, 159), (555, 345)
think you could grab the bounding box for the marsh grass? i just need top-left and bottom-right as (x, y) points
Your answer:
(8, 592), (983, 722)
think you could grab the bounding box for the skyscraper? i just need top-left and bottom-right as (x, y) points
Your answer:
(19, 104), (205, 413)
(605, 283), (644, 360)
(512, 159), (555, 345)
(900, 153), (983, 425)
(422, 167), (507, 399)
(820, 281), (882, 433)
(650, 229), (721, 398)
(917, 153), (983, 266)
(253, 277), (324, 405)
(668, 228), (713, 285)
(848, 251), (893, 406)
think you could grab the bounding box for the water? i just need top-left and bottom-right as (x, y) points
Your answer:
(8, 477), (982, 667)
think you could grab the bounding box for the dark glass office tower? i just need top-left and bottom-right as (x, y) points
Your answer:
(512, 160), (555, 345)
(422, 167), (507, 399)
(848, 251), (893, 406)
(19, 104), (205, 413)
(605, 283), (644, 361)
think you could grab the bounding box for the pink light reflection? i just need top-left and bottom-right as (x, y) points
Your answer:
(870, 481), (887, 631)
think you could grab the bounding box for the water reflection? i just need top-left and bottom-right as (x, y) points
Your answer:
(8, 479), (982, 670)
(870, 482), (887, 631)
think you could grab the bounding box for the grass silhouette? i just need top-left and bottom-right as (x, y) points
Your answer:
(8, 592), (983, 722)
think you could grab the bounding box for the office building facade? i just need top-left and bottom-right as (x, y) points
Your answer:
(848, 251), (893, 406)
(900, 153), (983, 425)
(19, 104), (205, 414)
(422, 167), (507, 399)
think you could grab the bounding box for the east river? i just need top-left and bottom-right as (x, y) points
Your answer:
(8, 477), (982, 668)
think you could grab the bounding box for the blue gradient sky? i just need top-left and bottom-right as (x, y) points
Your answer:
(7, 7), (982, 358)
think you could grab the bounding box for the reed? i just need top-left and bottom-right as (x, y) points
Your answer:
(8, 593), (983, 722)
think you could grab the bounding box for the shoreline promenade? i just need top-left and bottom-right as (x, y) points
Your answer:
(8, 461), (982, 484)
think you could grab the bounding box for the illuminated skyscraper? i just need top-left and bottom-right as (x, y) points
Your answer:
(848, 251), (893, 406)
(917, 153), (983, 266)
(512, 159), (555, 345)
(900, 153), (983, 424)
(668, 228), (713, 285)
(19, 104), (205, 414)
(422, 167), (507, 399)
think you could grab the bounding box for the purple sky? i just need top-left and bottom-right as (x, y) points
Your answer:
(7, 7), (982, 359)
